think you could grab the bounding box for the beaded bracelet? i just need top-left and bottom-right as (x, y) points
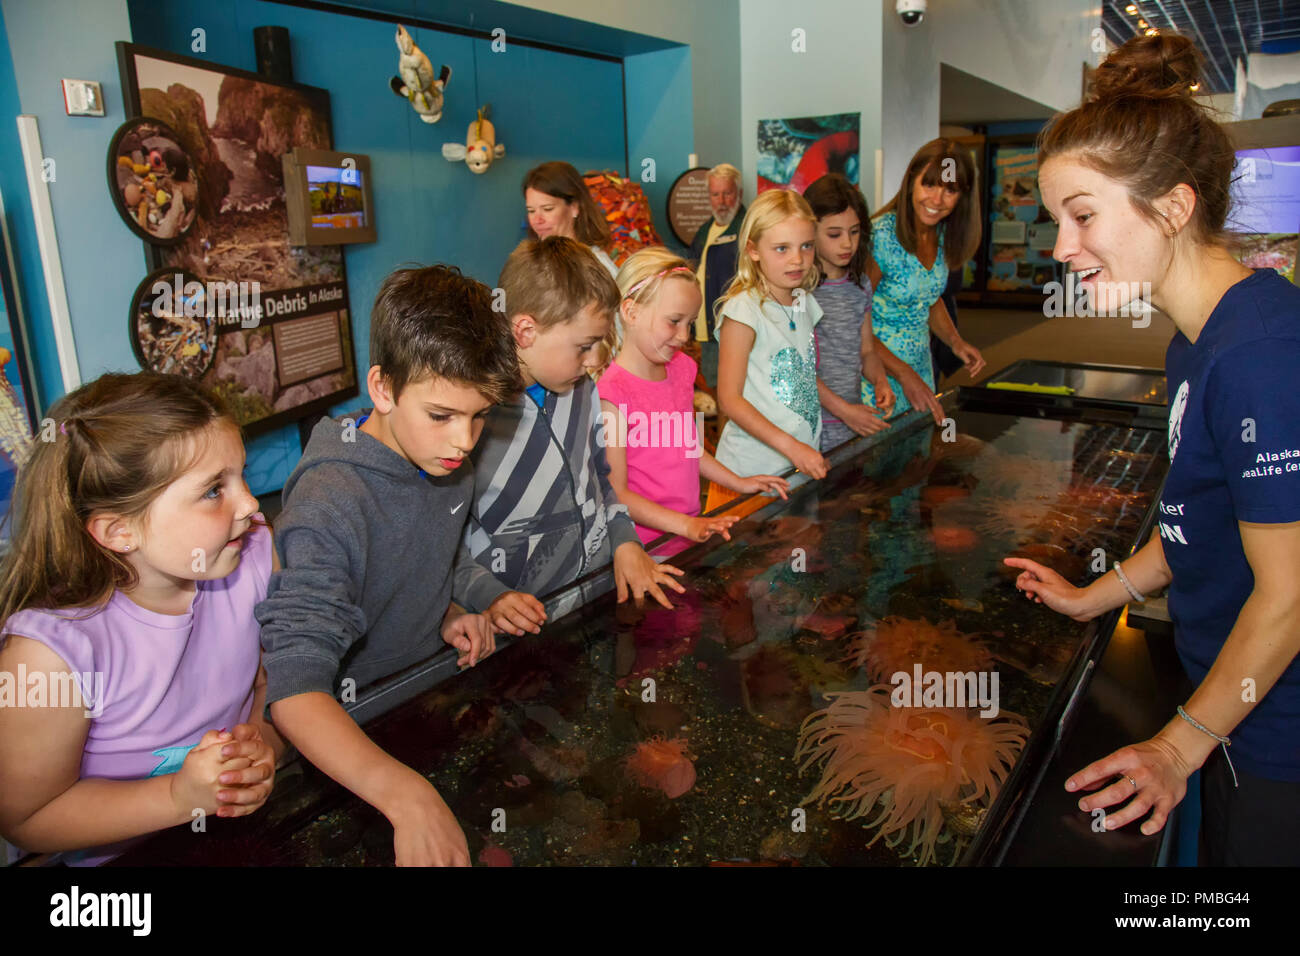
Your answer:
(1177, 705), (1238, 788)
(1113, 560), (1146, 603)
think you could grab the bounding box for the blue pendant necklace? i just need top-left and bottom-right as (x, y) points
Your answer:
(776, 300), (797, 331)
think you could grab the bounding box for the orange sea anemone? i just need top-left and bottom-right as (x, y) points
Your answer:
(795, 686), (1029, 866)
(844, 616), (993, 682)
(625, 736), (696, 799)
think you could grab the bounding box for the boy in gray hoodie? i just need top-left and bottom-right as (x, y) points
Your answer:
(256, 265), (520, 867)
(453, 237), (686, 632)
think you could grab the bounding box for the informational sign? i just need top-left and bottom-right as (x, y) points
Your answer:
(666, 167), (713, 246)
(117, 42), (358, 438)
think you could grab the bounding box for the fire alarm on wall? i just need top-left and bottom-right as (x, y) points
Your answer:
(62, 78), (105, 116)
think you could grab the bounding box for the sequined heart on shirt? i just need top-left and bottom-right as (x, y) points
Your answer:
(770, 345), (819, 435)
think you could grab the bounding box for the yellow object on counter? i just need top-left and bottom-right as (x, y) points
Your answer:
(986, 382), (1075, 396)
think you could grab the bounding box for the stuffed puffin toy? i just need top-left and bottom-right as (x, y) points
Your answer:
(389, 24), (451, 124)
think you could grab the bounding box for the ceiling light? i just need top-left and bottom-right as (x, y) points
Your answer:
(1126, 3), (1137, 13)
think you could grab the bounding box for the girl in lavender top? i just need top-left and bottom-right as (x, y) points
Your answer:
(0, 372), (284, 864)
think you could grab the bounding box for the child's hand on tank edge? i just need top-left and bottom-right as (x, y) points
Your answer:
(788, 442), (829, 480)
(442, 610), (495, 667)
(613, 541), (685, 610)
(734, 474), (790, 499)
(486, 590), (547, 636)
(685, 514), (739, 542)
(840, 403), (891, 437)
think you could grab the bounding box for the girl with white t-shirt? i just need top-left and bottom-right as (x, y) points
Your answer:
(708, 189), (833, 517)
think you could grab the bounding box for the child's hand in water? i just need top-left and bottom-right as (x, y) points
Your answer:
(170, 729), (251, 819)
(733, 474), (791, 499)
(613, 541), (686, 609)
(214, 723), (275, 817)
(388, 776), (470, 867)
(787, 442), (830, 480)
(442, 609), (496, 667)
(685, 514), (739, 542)
(840, 403), (891, 437)
(486, 590), (547, 636)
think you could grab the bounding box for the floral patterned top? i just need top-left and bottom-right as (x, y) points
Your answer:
(861, 211), (947, 416)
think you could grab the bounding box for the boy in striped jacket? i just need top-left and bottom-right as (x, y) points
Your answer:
(453, 237), (686, 630)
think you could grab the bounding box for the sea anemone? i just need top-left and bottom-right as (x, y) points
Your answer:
(795, 686), (1029, 866)
(920, 484), (971, 508)
(844, 616), (993, 682)
(929, 524), (979, 553)
(625, 736), (696, 798)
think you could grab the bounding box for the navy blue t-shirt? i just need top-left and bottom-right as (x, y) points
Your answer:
(1160, 268), (1300, 781)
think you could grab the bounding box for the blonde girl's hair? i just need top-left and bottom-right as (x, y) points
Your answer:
(0, 372), (246, 629)
(715, 188), (819, 321)
(605, 244), (707, 369)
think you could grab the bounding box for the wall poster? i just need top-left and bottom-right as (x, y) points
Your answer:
(756, 112), (860, 194)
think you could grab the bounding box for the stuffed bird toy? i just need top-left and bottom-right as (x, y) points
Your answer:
(389, 24), (451, 124)
(442, 105), (505, 174)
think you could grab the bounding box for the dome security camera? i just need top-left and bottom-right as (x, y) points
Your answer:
(897, 0), (926, 27)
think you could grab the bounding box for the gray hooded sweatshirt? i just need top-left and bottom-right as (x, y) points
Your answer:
(256, 412), (474, 706)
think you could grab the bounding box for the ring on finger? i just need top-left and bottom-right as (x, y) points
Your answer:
(1125, 774), (1137, 792)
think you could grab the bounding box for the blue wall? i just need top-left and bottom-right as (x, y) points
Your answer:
(1, 0), (138, 411)
(624, 45), (692, 254)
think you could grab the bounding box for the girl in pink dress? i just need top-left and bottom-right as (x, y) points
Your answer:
(598, 249), (789, 556)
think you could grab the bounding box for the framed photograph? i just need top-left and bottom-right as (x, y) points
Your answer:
(116, 42), (358, 439)
(106, 117), (200, 244)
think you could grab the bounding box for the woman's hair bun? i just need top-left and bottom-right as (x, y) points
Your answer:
(1091, 33), (1205, 102)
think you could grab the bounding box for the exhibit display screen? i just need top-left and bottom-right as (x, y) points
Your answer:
(307, 164), (366, 230)
(1229, 145), (1300, 283)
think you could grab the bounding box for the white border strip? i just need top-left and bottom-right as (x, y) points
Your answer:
(16, 114), (80, 392)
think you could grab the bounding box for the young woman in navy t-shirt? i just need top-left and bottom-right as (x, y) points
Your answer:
(1005, 34), (1300, 865)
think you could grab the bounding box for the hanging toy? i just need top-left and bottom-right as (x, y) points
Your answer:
(389, 24), (451, 124)
(442, 105), (505, 174)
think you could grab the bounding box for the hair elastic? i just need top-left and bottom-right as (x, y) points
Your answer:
(624, 265), (695, 301)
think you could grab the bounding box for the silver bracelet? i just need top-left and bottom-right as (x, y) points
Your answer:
(1113, 560), (1146, 603)
(1177, 705), (1238, 788)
